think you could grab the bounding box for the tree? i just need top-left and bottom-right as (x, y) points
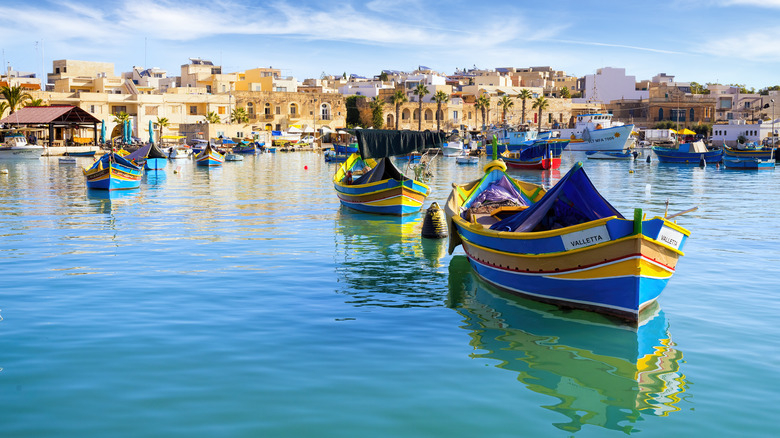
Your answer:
(155, 117), (170, 142)
(345, 95), (362, 127)
(378, 71), (389, 82)
(204, 111), (221, 124)
(0, 102), (8, 119)
(498, 95), (514, 125)
(531, 96), (549, 131)
(369, 96), (384, 129)
(111, 111), (131, 140)
(391, 90), (407, 130)
(26, 98), (45, 107)
(690, 82), (710, 95)
(433, 91), (449, 131)
(413, 83), (429, 131)
(0, 85), (32, 114)
(517, 89), (532, 125)
(230, 107), (249, 124)
(474, 94), (490, 131)
(559, 87), (571, 99)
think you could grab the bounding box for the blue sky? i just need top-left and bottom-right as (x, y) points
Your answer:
(2, 0), (779, 90)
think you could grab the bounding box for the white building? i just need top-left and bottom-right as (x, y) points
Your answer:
(576, 67), (649, 104)
(338, 80), (395, 98)
(711, 119), (780, 147)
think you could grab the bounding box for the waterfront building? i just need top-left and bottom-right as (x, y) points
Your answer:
(1, 66), (42, 91)
(576, 67), (649, 104)
(711, 118), (780, 147)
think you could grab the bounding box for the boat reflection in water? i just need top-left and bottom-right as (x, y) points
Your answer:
(448, 255), (687, 434)
(334, 207), (448, 307)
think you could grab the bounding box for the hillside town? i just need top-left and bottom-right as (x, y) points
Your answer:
(1, 58), (779, 148)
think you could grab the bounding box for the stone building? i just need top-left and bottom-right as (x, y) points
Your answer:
(647, 83), (716, 127)
(232, 91), (346, 133)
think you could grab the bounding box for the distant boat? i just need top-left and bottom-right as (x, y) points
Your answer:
(502, 139), (569, 169)
(558, 113), (636, 151)
(232, 142), (258, 154)
(443, 140), (464, 157)
(64, 150), (97, 157)
(455, 150), (479, 165)
(225, 153), (244, 161)
(324, 149), (348, 162)
(83, 152), (143, 190)
(125, 143), (169, 170)
(0, 132), (45, 159)
(722, 149), (775, 169)
(652, 141), (723, 163)
(333, 129), (443, 215)
(195, 143), (225, 166)
(444, 154), (692, 322)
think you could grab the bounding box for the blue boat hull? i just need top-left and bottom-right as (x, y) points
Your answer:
(145, 158), (168, 170)
(723, 155), (775, 169)
(653, 148), (723, 163)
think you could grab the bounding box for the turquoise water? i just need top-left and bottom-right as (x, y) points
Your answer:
(1, 152), (778, 437)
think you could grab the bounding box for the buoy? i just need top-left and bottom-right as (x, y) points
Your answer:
(629, 170), (634, 173)
(699, 154), (706, 168)
(421, 202), (448, 239)
(646, 155), (651, 163)
(174, 166), (181, 174)
(304, 165), (308, 170)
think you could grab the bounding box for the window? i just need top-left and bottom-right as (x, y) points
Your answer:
(658, 108), (664, 120)
(290, 103), (297, 115)
(264, 103), (271, 115)
(690, 108), (695, 121)
(90, 105), (95, 113)
(247, 102), (254, 117)
(320, 103), (331, 120)
(190, 106), (197, 115)
(453, 110), (459, 122)
(218, 106), (226, 115)
(113, 105), (127, 115)
(275, 106), (281, 115)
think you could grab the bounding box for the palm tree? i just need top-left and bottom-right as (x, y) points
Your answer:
(517, 89), (532, 126)
(0, 102), (8, 119)
(498, 95), (514, 126)
(111, 111), (131, 141)
(155, 117), (170, 142)
(531, 96), (550, 132)
(1, 85), (32, 114)
(230, 107), (249, 124)
(475, 94), (490, 131)
(391, 90), (407, 130)
(205, 111), (221, 124)
(433, 91), (449, 132)
(413, 83), (429, 131)
(26, 98), (45, 107)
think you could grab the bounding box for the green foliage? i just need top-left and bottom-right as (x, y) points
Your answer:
(204, 111), (221, 124)
(345, 95), (362, 127)
(378, 71), (389, 81)
(691, 122), (711, 136)
(654, 121), (677, 129)
(689, 82), (709, 95)
(759, 85), (780, 95)
(433, 91), (449, 131)
(1, 85), (32, 114)
(0, 101), (8, 118)
(413, 83), (430, 130)
(230, 107), (249, 124)
(498, 95), (513, 125)
(369, 96), (384, 129)
(531, 96), (549, 130)
(155, 117), (170, 140)
(391, 90), (408, 130)
(517, 89), (532, 125)
(737, 135), (747, 144)
(26, 98), (45, 107)
(113, 111), (130, 125)
(475, 94), (490, 130)
(559, 87), (571, 99)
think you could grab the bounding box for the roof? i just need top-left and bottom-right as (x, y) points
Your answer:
(0, 105), (101, 125)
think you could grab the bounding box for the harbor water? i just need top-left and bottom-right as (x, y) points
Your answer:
(1, 151), (778, 436)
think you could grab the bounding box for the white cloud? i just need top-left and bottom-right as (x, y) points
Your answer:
(702, 27), (780, 59)
(720, 0), (780, 7)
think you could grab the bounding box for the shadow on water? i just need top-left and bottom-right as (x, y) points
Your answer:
(447, 255), (688, 434)
(333, 206), (449, 307)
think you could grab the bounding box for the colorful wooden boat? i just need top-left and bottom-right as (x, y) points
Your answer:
(324, 149), (348, 162)
(334, 143), (359, 155)
(125, 143), (169, 170)
(64, 150), (97, 157)
(83, 152), (143, 190)
(501, 139), (569, 170)
(232, 142), (258, 154)
(444, 151), (691, 323)
(195, 143), (225, 166)
(723, 144), (775, 159)
(652, 141), (723, 163)
(586, 149), (637, 160)
(333, 129), (444, 216)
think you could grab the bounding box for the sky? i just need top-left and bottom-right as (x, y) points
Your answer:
(2, 0), (779, 90)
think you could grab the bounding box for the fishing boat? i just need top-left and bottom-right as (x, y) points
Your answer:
(64, 150), (97, 157)
(83, 152), (143, 190)
(0, 132), (45, 159)
(586, 149), (638, 160)
(125, 143), (169, 170)
(443, 139), (465, 157)
(232, 142), (258, 154)
(652, 140), (723, 164)
(195, 143), (225, 166)
(190, 139), (208, 155)
(334, 143), (359, 155)
(333, 129), (444, 215)
(501, 139), (569, 170)
(444, 140), (692, 322)
(324, 149), (348, 162)
(558, 113), (636, 151)
(395, 152), (421, 162)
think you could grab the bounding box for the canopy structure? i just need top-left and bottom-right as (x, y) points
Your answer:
(0, 105), (101, 147)
(490, 162), (624, 232)
(125, 142), (168, 161)
(356, 129), (446, 159)
(353, 157), (405, 185)
(677, 128), (696, 135)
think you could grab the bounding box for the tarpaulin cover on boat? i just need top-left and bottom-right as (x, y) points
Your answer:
(356, 129), (445, 159)
(353, 158), (404, 184)
(489, 162), (623, 232)
(125, 143), (168, 161)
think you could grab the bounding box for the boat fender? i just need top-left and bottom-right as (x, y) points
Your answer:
(421, 202), (448, 239)
(646, 154), (651, 163)
(699, 154), (706, 168)
(484, 159), (507, 173)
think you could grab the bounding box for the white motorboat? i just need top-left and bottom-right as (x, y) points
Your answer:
(443, 141), (464, 157)
(557, 113), (636, 152)
(0, 133), (45, 159)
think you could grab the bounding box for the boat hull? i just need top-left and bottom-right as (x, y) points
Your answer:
(195, 149), (225, 166)
(84, 163), (143, 190)
(144, 158), (168, 170)
(565, 125), (635, 151)
(504, 157), (559, 169)
(0, 146), (45, 158)
(723, 155), (775, 169)
(653, 147), (723, 163)
(335, 178), (429, 215)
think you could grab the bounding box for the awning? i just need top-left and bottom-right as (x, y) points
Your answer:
(161, 135), (186, 139)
